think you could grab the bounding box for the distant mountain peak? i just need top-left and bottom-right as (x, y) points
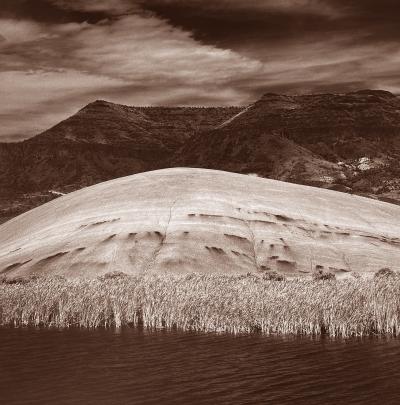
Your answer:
(254, 91), (397, 109)
(260, 89), (396, 99)
(349, 89), (396, 98)
(90, 99), (112, 105)
(89, 99), (119, 106)
(79, 99), (124, 112)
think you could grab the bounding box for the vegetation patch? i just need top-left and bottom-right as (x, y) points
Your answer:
(374, 267), (398, 279)
(2, 274), (400, 337)
(262, 271), (285, 281)
(313, 269), (336, 281)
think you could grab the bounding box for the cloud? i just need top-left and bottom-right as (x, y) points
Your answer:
(1, 0), (400, 141)
(0, 69), (126, 140)
(0, 19), (50, 44)
(0, 0), (110, 24)
(48, 0), (138, 14)
(139, 0), (400, 96)
(142, 0), (399, 51)
(0, 11), (263, 139)
(70, 14), (262, 83)
(143, 0), (342, 16)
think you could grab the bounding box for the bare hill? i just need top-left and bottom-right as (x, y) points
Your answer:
(1, 168), (399, 279)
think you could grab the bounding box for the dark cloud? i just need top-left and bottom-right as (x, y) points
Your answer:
(142, 0), (400, 51)
(0, 0), (109, 23)
(1, 0), (400, 141)
(142, 1), (337, 49)
(138, 0), (400, 96)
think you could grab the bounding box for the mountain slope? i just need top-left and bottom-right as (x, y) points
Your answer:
(177, 90), (400, 196)
(2, 90), (400, 223)
(177, 126), (342, 186)
(36, 101), (241, 147)
(237, 90), (400, 160)
(0, 102), (242, 215)
(1, 168), (399, 279)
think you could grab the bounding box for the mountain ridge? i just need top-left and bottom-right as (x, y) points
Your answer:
(177, 89), (400, 196)
(2, 89), (400, 222)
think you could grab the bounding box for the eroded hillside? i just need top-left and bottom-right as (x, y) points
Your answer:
(2, 90), (400, 222)
(0, 103), (242, 219)
(1, 168), (399, 279)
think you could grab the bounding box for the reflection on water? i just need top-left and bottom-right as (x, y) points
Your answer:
(1, 328), (399, 405)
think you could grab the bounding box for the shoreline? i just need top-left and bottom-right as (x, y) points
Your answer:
(1, 273), (400, 338)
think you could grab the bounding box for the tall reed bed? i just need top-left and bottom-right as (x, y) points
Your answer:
(1, 274), (400, 337)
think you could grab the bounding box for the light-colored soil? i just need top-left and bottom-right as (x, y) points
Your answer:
(0, 168), (399, 279)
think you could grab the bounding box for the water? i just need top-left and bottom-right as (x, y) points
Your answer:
(1, 328), (400, 405)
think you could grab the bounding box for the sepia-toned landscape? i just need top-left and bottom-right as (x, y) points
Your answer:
(2, 1), (400, 404)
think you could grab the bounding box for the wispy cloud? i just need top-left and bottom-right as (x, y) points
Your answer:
(1, 0), (400, 140)
(0, 19), (51, 44)
(0, 69), (126, 141)
(48, 0), (138, 14)
(0, 10), (262, 139)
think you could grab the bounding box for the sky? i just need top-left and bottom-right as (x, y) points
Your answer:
(1, 0), (400, 141)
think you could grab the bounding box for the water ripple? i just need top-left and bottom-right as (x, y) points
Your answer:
(1, 328), (400, 404)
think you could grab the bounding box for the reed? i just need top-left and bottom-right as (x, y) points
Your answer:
(1, 273), (400, 337)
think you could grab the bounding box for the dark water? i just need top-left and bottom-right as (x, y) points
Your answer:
(1, 328), (400, 405)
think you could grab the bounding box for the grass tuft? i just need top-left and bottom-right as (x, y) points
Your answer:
(374, 268), (398, 279)
(1, 274), (400, 337)
(313, 269), (336, 281)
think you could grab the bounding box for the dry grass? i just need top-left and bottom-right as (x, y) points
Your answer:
(1, 273), (400, 337)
